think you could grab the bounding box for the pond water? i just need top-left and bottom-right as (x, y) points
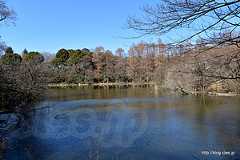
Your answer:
(3, 87), (240, 160)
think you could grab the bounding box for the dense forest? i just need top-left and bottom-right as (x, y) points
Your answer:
(1, 41), (240, 93)
(0, 43), (166, 84)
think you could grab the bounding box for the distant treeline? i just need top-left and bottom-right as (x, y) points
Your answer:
(49, 44), (168, 84)
(1, 41), (240, 110)
(0, 42), (170, 84)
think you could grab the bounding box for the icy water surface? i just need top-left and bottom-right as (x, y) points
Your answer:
(3, 87), (240, 160)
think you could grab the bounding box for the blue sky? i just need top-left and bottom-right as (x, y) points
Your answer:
(1, 0), (167, 54)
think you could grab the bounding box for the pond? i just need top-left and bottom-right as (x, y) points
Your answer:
(2, 87), (240, 160)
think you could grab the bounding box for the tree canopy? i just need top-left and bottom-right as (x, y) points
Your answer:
(1, 47), (22, 65)
(22, 51), (44, 64)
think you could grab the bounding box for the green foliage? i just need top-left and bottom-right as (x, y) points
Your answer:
(0, 47), (22, 65)
(53, 48), (92, 65)
(67, 49), (82, 65)
(67, 49), (92, 65)
(56, 48), (70, 63)
(23, 51), (44, 64)
(5, 47), (14, 55)
(68, 49), (81, 56)
(22, 48), (28, 55)
(81, 48), (90, 53)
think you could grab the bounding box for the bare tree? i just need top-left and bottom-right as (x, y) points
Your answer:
(0, 0), (15, 54)
(114, 48), (128, 82)
(128, 0), (240, 93)
(0, 0), (15, 22)
(128, 0), (240, 46)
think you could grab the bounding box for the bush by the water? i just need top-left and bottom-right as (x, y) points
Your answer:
(0, 63), (47, 111)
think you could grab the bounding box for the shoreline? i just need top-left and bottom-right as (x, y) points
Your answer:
(208, 92), (239, 97)
(47, 83), (239, 96)
(48, 82), (157, 88)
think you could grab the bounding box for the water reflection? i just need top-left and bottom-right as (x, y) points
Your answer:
(2, 88), (240, 160)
